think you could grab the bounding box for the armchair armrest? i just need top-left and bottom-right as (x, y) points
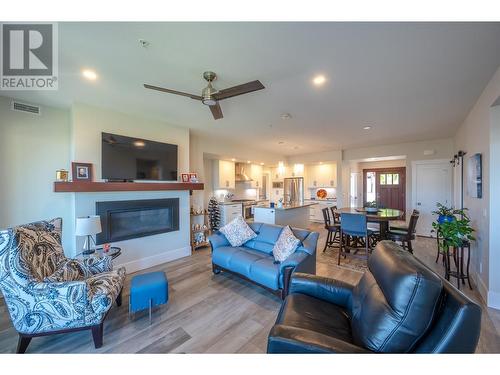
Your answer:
(75, 255), (113, 274)
(290, 273), (354, 310)
(85, 268), (126, 315)
(208, 231), (230, 250)
(268, 325), (370, 353)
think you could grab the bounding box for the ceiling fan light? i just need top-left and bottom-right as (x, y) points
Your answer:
(202, 98), (217, 106)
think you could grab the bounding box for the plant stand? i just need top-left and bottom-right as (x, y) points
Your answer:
(443, 241), (472, 290)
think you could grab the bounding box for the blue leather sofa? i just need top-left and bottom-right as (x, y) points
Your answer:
(209, 222), (318, 299)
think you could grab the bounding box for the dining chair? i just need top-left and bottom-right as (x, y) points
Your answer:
(339, 213), (373, 265)
(322, 207), (340, 252)
(387, 211), (420, 253)
(390, 209), (420, 231)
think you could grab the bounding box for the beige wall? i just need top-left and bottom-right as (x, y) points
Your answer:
(0, 96), (73, 249)
(454, 66), (500, 308)
(71, 102), (190, 180)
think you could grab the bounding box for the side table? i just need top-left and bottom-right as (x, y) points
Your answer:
(443, 242), (472, 290)
(76, 246), (122, 260)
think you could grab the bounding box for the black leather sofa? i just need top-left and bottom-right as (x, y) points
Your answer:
(267, 241), (482, 353)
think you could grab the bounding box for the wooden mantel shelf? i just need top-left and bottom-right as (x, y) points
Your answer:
(54, 181), (204, 193)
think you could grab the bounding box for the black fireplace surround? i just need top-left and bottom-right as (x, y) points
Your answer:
(96, 198), (179, 244)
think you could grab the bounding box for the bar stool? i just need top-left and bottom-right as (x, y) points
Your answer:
(339, 213), (373, 265)
(322, 207), (340, 252)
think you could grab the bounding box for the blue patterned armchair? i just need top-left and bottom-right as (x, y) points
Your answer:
(0, 218), (126, 353)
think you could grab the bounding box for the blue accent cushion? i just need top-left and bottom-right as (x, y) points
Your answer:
(130, 271), (168, 313)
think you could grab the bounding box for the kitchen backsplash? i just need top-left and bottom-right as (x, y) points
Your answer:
(308, 187), (337, 199)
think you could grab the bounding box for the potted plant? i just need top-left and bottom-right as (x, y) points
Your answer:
(431, 203), (475, 252)
(432, 202), (460, 224)
(364, 200), (379, 213)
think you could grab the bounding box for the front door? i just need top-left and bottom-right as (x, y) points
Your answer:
(413, 161), (452, 236)
(363, 167), (406, 217)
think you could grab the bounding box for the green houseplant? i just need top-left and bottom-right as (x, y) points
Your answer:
(431, 202), (475, 251)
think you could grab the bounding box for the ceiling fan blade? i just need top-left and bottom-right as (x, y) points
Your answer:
(214, 80), (265, 101)
(143, 84), (202, 100)
(209, 102), (223, 120)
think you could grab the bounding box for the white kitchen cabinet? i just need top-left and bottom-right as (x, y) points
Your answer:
(219, 203), (242, 226)
(249, 164), (263, 188)
(305, 163), (337, 188)
(307, 200), (337, 223)
(213, 160), (235, 190)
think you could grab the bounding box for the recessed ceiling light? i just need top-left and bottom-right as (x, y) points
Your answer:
(133, 140), (145, 148)
(260, 162), (264, 166)
(312, 75), (326, 86)
(363, 126), (372, 130)
(82, 69), (98, 81)
(231, 158), (236, 162)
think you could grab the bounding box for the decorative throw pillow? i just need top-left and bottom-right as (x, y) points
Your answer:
(272, 226), (300, 262)
(219, 215), (257, 247)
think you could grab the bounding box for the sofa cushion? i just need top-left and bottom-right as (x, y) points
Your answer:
(272, 226), (300, 262)
(276, 293), (353, 344)
(351, 241), (443, 353)
(244, 223), (284, 255)
(219, 215), (257, 247)
(212, 246), (280, 290)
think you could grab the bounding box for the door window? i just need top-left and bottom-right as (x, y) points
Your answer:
(380, 173), (399, 185)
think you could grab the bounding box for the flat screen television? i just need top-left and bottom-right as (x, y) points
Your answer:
(101, 132), (178, 181)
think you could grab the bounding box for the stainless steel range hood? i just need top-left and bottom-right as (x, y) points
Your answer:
(235, 162), (253, 182)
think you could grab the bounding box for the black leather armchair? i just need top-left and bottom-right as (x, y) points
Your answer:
(267, 241), (482, 353)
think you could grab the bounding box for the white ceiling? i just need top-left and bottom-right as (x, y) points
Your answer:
(4, 22), (500, 155)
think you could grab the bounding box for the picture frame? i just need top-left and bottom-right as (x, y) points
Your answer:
(181, 173), (190, 183)
(72, 162), (93, 182)
(189, 173), (198, 182)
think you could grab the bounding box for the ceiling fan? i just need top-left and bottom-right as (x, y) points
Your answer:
(144, 71), (265, 120)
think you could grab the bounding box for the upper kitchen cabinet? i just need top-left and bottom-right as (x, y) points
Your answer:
(249, 164), (263, 188)
(213, 160), (235, 189)
(305, 163), (337, 188)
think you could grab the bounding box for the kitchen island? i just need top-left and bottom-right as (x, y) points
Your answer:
(253, 202), (317, 229)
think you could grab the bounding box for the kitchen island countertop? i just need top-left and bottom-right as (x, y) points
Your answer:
(254, 202), (317, 210)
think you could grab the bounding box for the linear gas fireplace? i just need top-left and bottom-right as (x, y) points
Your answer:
(96, 198), (179, 244)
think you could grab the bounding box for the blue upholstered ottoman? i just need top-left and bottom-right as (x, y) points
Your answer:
(129, 271), (168, 323)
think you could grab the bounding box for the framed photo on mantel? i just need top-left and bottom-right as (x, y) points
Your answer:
(72, 162), (93, 182)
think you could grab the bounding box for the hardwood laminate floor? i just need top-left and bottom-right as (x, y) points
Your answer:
(1, 223), (499, 353)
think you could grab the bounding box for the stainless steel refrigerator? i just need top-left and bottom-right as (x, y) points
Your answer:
(283, 177), (304, 205)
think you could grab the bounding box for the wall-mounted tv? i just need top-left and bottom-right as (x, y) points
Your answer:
(101, 132), (178, 181)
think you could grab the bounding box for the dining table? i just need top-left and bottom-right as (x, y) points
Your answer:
(337, 207), (404, 240)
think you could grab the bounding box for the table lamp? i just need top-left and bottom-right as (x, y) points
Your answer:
(75, 215), (102, 255)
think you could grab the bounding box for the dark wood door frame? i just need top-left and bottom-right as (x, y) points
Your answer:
(363, 167), (406, 219)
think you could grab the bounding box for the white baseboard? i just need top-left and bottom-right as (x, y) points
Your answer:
(487, 290), (500, 310)
(115, 246), (191, 274)
(473, 273), (488, 304)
